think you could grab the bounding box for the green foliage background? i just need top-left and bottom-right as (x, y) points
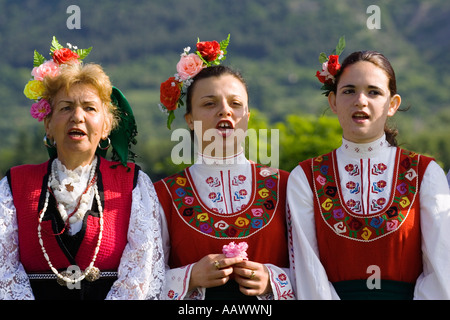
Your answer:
(1, 0), (449, 181)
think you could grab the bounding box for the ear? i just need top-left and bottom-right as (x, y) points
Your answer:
(387, 94), (401, 117)
(102, 105), (114, 139)
(184, 112), (194, 131)
(44, 117), (52, 139)
(328, 91), (338, 114)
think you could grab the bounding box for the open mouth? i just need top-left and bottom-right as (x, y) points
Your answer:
(352, 112), (370, 122)
(68, 128), (87, 138)
(216, 120), (234, 137)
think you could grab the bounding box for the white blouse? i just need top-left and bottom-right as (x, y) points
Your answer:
(0, 160), (165, 300)
(286, 135), (450, 299)
(160, 151), (294, 300)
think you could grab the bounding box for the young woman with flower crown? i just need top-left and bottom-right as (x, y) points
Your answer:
(0, 38), (164, 299)
(155, 35), (294, 300)
(287, 37), (450, 299)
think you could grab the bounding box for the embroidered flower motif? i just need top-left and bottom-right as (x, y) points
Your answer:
(214, 220), (229, 230)
(316, 175), (327, 186)
(222, 241), (248, 260)
(346, 181), (360, 194)
(345, 163), (360, 176)
(404, 168), (417, 181)
(276, 273), (289, 287)
(372, 163), (388, 175)
(235, 217), (250, 227)
(167, 290), (177, 300)
(396, 182), (408, 195)
(200, 223), (213, 233)
(386, 219), (399, 231)
(197, 213), (209, 222)
(332, 208), (344, 219)
(265, 178), (276, 189)
(251, 208), (264, 217)
(251, 219), (263, 229)
(259, 167), (276, 177)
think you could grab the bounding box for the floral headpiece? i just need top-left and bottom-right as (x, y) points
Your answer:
(23, 36), (92, 121)
(315, 36), (346, 96)
(158, 34), (231, 129)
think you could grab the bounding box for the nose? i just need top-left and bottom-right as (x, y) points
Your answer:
(355, 92), (368, 108)
(217, 100), (232, 117)
(71, 106), (85, 123)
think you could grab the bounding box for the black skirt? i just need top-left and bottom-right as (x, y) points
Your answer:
(29, 277), (117, 300)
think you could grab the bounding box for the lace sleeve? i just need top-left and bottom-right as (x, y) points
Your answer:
(105, 172), (165, 300)
(0, 177), (34, 300)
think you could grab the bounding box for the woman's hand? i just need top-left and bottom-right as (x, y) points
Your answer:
(188, 254), (243, 291)
(233, 260), (271, 296)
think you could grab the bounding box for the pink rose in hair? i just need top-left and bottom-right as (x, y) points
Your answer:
(222, 241), (248, 260)
(176, 53), (204, 81)
(31, 60), (60, 81)
(30, 99), (51, 121)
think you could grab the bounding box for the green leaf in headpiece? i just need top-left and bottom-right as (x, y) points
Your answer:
(50, 36), (64, 53)
(33, 50), (46, 67)
(335, 36), (346, 56)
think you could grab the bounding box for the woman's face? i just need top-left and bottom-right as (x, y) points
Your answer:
(185, 74), (250, 157)
(328, 61), (401, 143)
(45, 83), (110, 169)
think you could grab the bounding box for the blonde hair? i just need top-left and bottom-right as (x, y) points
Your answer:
(42, 62), (119, 131)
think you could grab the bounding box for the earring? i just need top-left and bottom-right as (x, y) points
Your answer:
(98, 137), (111, 150)
(43, 135), (56, 148)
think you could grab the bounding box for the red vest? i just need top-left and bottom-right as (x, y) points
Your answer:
(9, 157), (136, 272)
(155, 164), (289, 269)
(299, 148), (433, 283)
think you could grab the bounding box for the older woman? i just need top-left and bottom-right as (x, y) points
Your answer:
(0, 38), (164, 300)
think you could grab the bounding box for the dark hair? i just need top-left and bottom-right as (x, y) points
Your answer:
(333, 51), (402, 146)
(185, 65), (248, 115)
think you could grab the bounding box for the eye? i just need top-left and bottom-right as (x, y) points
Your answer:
(231, 100), (243, 107)
(85, 105), (97, 112)
(201, 100), (215, 108)
(342, 88), (355, 94)
(59, 105), (72, 111)
(369, 89), (382, 96)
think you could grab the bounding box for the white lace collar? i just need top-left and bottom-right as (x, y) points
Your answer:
(340, 135), (390, 159)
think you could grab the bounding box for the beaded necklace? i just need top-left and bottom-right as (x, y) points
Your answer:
(37, 157), (103, 285)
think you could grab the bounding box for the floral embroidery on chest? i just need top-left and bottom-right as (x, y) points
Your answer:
(312, 148), (421, 242)
(166, 164), (279, 239)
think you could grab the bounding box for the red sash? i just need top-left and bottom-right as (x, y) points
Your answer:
(299, 148), (433, 283)
(155, 164), (289, 269)
(9, 157), (136, 272)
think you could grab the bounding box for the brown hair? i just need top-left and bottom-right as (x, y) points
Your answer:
(333, 51), (402, 146)
(42, 62), (119, 131)
(185, 65), (248, 115)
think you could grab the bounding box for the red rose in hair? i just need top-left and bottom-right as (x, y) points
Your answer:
(160, 77), (181, 111)
(315, 70), (327, 84)
(52, 48), (80, 65)
(327, 55), (340, 76)
(196, 40), (220, 61)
